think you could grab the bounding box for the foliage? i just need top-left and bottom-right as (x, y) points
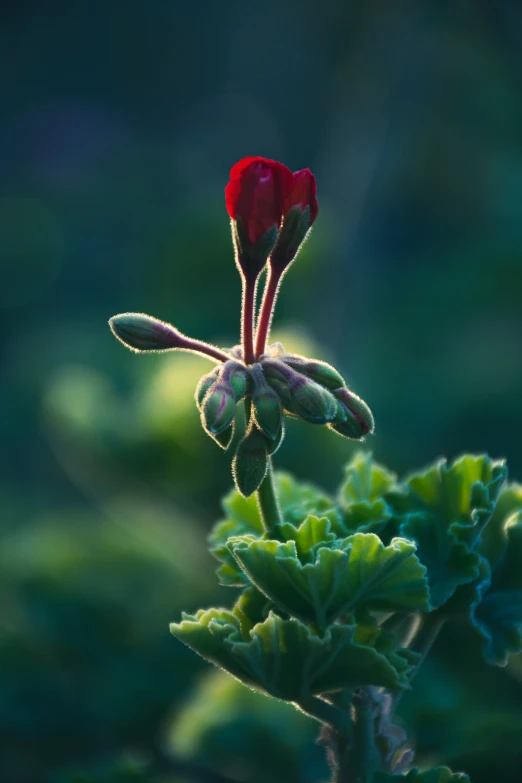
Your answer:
(171, 451), (522, 780)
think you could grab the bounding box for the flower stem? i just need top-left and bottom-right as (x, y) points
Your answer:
(256, 459), (282, 533)
(179, 337), (231, 363)
(255, 266), (281, 358)
(241, 274), (257, 364)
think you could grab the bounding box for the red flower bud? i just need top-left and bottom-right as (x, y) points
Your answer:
(226, 157), (294, 280)
(282, 168), (318, 225)
(225, 157), (293, 245)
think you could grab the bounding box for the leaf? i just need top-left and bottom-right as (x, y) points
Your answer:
(170, 610), (413, 701)
(208, 473), (341, 586)
(442, 555), (491, 616)
(400, 513), (481, 608)
(229, 532), (429, 628)
(370, 767), (470, 783)
(275, 514), (338, 560)
(233, 585), (273, 637)
(339, 451), (400, 534)
(276, 472), (340, 526)
(392, 454), (507, 540)
(479, 483), (522, 567)
(391, 454), (507, 608)
(471, 513), (522, 665)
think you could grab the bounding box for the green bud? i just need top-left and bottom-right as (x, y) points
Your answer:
(109, 313), (185, 352)
(201, 383), (237, 435)
(291, 378), (338, 424)
(210, 421), (235, 451)
(251, 366), (283, 440)
(266, 420), (285, 455)
(329, 387), (374, 439)
(232, 425), (269, 497)
(223, 361), (249, 402)
(195, 366), (222, 409)
(263, 367), (293, 411)
(283, 356), (345, 390)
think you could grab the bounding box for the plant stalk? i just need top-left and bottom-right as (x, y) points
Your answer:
(241, 274), (257, 365)
(254, 266), (281, 357)
(257, 459), (282, 532)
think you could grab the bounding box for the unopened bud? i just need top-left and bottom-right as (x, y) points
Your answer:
(251, 365), (283, 440)
(329, 387), (374, 439)
(195, 366), (222, 410)
(232, 425), (269, 497)
(109, 313), (230, 362)
(109, 313), (186, 352)
(201, 383), (237, 435)
(210, 421), (235, 451)
(283, 355), (345, 390)
(266, 420), (285, 455)
(262, 360), (337, 423)
(263, 365), (294, 411)
(221, 360), (249, 402)
(292, 377), (338, 424)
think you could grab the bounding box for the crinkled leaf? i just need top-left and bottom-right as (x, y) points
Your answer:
(232, 585), (273, 637)
(473, 589), (522, 666)
(400, 512), (480, 608)
(392, 454), (507, 542)
(339, 451), (399, 534)
(275, 514), (338, 560)
(442, 555), (491, 616)
(471, 514), (522, 665)
(229, 532), (429, 628)
(171, 610), (412, 700)
(276, 472), (339, 526)
(370, 768), (469, 783)
(387, 451), (505, 609)
(479, 483), (522, 568)
(209, 474), (341, 586)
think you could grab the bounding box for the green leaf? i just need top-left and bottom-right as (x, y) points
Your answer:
(232, 585), (273, 637)
(473, 589), (522, 666)
(275, 514), (338, 560)
(370, 767), (470, 783)
(400, 513), (481, 608)
(479, 483), (522, 567)
(471, 513), (522, 665)
(229, 532), (429, 628)
(393, 454), (507, 539)
(208, 473), (342, 586)
(276, 472), (339, 526)
(391, 454), (507, 608)
(170, 611), (413, 700)
(339, 451), (400, 534)
(442, 554), (491, 616)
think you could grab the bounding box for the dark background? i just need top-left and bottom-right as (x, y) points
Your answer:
(1, 1), (522, 781)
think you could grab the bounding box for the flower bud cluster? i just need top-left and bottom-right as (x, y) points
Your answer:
(195, 342), (374, 496)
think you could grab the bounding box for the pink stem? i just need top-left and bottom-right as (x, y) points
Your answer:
(241, 274), (257, 364)
(180, 337), (231, 363)
(254, 266), (281, 358)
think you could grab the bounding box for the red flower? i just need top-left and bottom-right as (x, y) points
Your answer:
(225, 157), (293, 246)
(283, 168), (318, 226)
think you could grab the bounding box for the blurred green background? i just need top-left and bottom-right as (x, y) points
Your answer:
(1, 1), (522, 781)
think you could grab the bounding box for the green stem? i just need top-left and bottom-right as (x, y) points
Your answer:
(392, 612), (445, 710)
(256, 459), (282, 532)
(297, 696), (351, 734)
